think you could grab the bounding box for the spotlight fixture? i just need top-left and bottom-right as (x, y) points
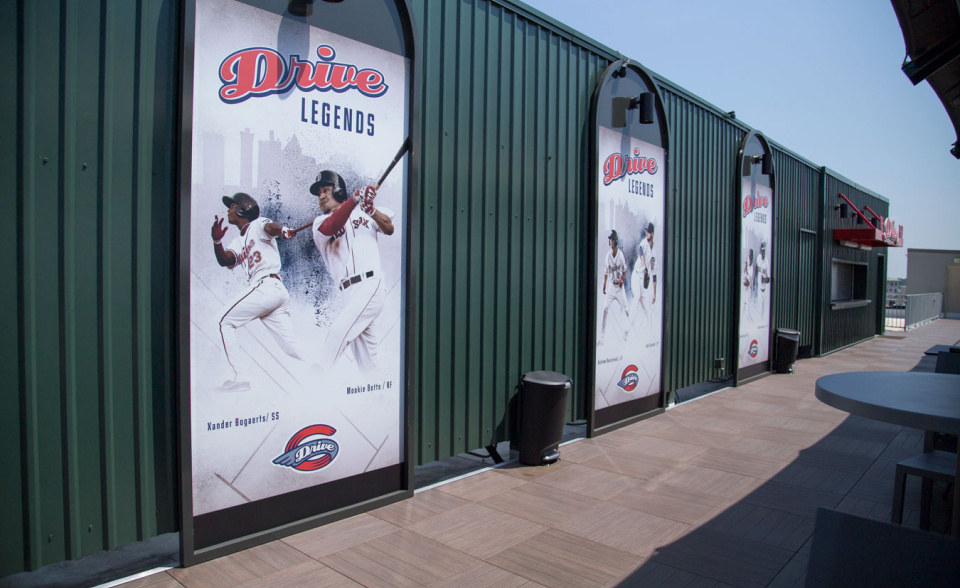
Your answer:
(611, 59), (629, 78)
(726, 111), (736, 119)
(611, 92), (656, 127)
(760, 153), (773, 175)
(637, 92), (655, 124)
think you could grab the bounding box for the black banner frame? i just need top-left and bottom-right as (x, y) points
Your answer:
(176, 0), (419, 566)
(586, 60), (671, 438)
(734, 131), (776, 385)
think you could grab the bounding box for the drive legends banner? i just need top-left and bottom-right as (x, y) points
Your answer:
(595, 127), (665, 410)
(187, 0), (407, 527)
(739, 180), (772, 369)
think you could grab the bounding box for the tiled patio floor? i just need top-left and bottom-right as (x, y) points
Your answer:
(119, 320), (960, 588)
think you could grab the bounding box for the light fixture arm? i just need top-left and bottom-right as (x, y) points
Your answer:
(837, 193), (878, 230)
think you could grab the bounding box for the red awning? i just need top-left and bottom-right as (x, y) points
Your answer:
(833, 227), (903, 248)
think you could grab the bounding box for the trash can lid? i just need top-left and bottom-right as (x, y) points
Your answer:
(777, 328), (801, 336)
(522, 370), (571, 386)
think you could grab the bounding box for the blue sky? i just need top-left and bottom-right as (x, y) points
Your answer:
(521, 0), (959, 279)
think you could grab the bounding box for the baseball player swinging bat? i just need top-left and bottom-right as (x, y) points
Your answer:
(288, 137), (411, 235)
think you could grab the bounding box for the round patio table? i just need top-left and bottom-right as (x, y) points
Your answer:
(815, 371), (960, 537)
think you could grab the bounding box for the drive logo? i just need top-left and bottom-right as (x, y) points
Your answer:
(742, 189), (769, 217)
(603, 147), (658, 185)
(218, 45), (388, 104)
(272, 425), (339, 472)
(749, 340), (759, 358)
(616, 364), (640, 392)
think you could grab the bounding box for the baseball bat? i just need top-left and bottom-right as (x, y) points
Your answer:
(373, 136), (412, 190)
(289, 136), (412, 235)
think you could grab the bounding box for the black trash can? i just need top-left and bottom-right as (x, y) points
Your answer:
(518, 371), (571, 466)
(775, 329), (801, 374)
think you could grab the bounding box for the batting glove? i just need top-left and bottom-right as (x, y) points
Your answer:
(281, 226), (294, 240)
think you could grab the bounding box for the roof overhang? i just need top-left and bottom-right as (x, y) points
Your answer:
(891, 0), (960, 158)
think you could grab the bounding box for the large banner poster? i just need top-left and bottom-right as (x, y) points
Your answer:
(187, 0), (407, 525)
(738, 180), (772, 369)
(595, 127), (665, 411)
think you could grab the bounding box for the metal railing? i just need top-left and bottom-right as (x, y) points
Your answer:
(886, 292), (943, 331)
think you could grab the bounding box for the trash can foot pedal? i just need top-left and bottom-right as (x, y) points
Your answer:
(485, 445), (504, 464)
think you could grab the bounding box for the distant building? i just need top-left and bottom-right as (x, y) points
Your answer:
(886, 278), (907, 307)
(906, 248), (960, 317)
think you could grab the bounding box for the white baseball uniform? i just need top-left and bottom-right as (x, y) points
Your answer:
(628, 238), (656, 325)
(600, 247), (628, 343)
(757, 251), (769, 316)
(219, 217), (305, 382)
(312, 205), (393, 371)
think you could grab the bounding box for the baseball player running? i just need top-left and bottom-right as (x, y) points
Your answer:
(626, 223), (657, 337)
(309, 170), (394, 371)
(211, 192), (306, 391)
(599, 229), (628, 346)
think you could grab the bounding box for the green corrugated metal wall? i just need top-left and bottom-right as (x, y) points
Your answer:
(409, 0), (609, 463)
(3, 0), (180, 576)
(4, 0), (894, 577)
(656, 86), (746, 394)
(770, 151), (823, 353)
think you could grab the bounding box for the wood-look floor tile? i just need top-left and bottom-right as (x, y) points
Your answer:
(582, 447), (684, 481)
(606, 560), (734, 588)
(407, 502), (545, 559)
(590, 427), (649, 448)
(282, 513), (399, 559)
(769, 462), (862, 495)
(115, 572), (186, 588)
(664, 414), (751, 436)
(319, 529), (478, 587)
(553, 502), (692, 558)
(718, 435), (800, 463)
(534, 462), (641, 500)
(640, 419), (745, 449)
(426, 561), (545, 587)
(486, 528), (641, 588)
(549, 439), (611, 464)
(616, 435), (708, 462)
(701, 502), (814, 552)
(609, 482), (730, 525)
(737, 423), (826, 448)
(643, 528), (794, 588)
(759, 415), (838, 436)
(436, 470), (527, 502)
(650, 463), (764, 500)
(741, 480), (844, 518)
(685, 447), (785, 480)
(494, 459), (575, 482)
(370, 488), (472, 528)
(776, 404), (849, 424)
(480, 480), (602, 526)
(235, 561), (361, 588)
(170, 541), (311, 588)
(766, 552), (809, 588)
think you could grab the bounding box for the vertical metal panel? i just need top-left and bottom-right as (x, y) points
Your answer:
(22, 0), (68, 568)
(5, 0), (180, 575)
(770, 150), (822, 350)
(820, 171), (890, 353)
(657, 87), (745, 395)
(0, 0), (24, 579)
(410, 0), (604, 463)
(63, 0), (106, 558)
